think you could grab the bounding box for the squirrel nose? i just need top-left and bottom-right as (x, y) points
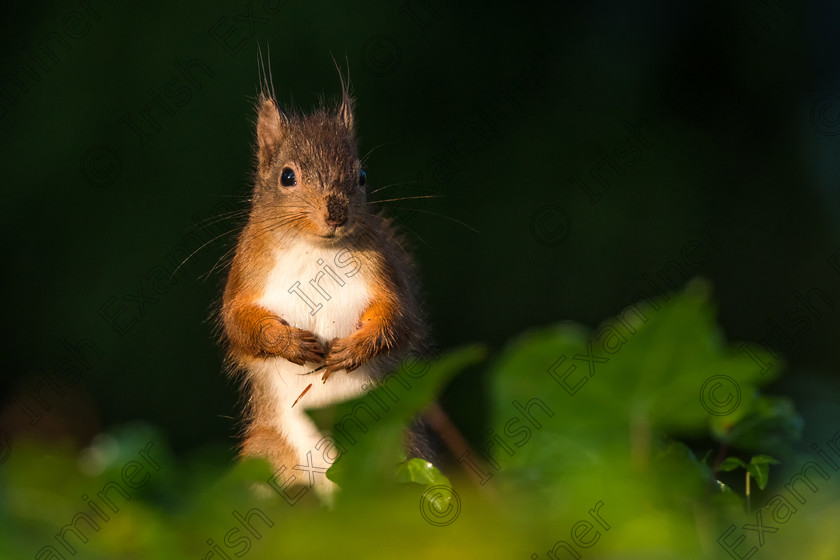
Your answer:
(326, 214), (346, 227)
(325, 196), (348, 227)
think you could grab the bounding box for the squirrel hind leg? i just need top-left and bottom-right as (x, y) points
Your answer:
(240, 425), (300, 473)
(240, 424), (338, 504)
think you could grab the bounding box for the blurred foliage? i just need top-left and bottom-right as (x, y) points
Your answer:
(2, 1), (840, 557)
(719, 454), (780, 490)
(3, 285), (839, 559)
(2, 0), (840, 459)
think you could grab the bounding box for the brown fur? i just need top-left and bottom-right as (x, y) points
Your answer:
(219, 83), (431, 477)
(240, 425), (299, 471)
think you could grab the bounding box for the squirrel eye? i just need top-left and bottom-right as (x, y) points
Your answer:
(280, 167), (296, 187)
(359, 169), (366, 187)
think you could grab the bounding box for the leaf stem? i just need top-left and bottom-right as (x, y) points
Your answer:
(745, 471), (751, 512)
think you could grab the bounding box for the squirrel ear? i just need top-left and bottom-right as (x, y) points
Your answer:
(256, 94), (285, 178)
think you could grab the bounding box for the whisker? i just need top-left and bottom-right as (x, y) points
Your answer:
(200, 244), (240, 282)
(407, 208), (480, 233)
(399, 222), (431, 248)
(368, 195), (445, 204)
(171, 226), (242, 278)
(205, 194), (252, 200)
(253, 216), (303, 235)
(360, 142), (393, 165)
(192, 210), (251, 230)
(367, 181), (422, 196)
(250, 214), (309, 241)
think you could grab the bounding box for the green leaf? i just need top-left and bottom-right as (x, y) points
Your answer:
(716, 455), (778, 489)
(747, 455), (780, 490)
(487, 281), (783, 490)
(715, 480), (734, 493)
(394, 458), (451, 487)
(749, 454), (780, 466)
(718, 456), (748, 472)
(322, 345), (486, 493)
(711, 394), (802, 453)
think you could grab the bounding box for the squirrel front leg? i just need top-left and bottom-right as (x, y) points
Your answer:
(224, 300), (325, 364)
(324, 296), (410, 378)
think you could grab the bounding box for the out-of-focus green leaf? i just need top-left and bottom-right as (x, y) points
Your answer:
(711, 394), (803, 453)
(718, 457), (748, 472)
(747, 455), (780, 490)
(2, 283), (835, 560)
(323, 345), (485, 493)
(395, 458), (451, 487)
(717, 454), (779, 490)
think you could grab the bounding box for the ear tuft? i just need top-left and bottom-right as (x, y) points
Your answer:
(334, 60), (354, 131)
(338, 89), (354, 131)
(256, 94), (285, 179)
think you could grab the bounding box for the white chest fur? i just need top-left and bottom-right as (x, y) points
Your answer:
(255, 239), (373, 410)
(258, 239), (370, 341)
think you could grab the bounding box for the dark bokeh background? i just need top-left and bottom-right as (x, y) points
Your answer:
(1, 0), (838, 461)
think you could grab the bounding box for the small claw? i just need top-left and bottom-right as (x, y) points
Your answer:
(300, 364), (327, 376)
(321, 357), (349, 382)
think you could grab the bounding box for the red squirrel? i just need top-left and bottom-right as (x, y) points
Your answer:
(220, 77), (430, 496)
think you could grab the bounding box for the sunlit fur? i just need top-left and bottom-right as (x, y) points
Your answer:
(220, 84), (430, 496)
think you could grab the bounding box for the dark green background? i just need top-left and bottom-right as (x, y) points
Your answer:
(1, 0), (838, 461)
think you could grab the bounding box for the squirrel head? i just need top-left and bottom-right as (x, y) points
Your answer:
(252, 87), (366, 243)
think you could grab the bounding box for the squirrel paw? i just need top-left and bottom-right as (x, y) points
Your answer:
(256, 317), (325, 365)
(285, 328), (326, 365)
(323, 336), (367, 379)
